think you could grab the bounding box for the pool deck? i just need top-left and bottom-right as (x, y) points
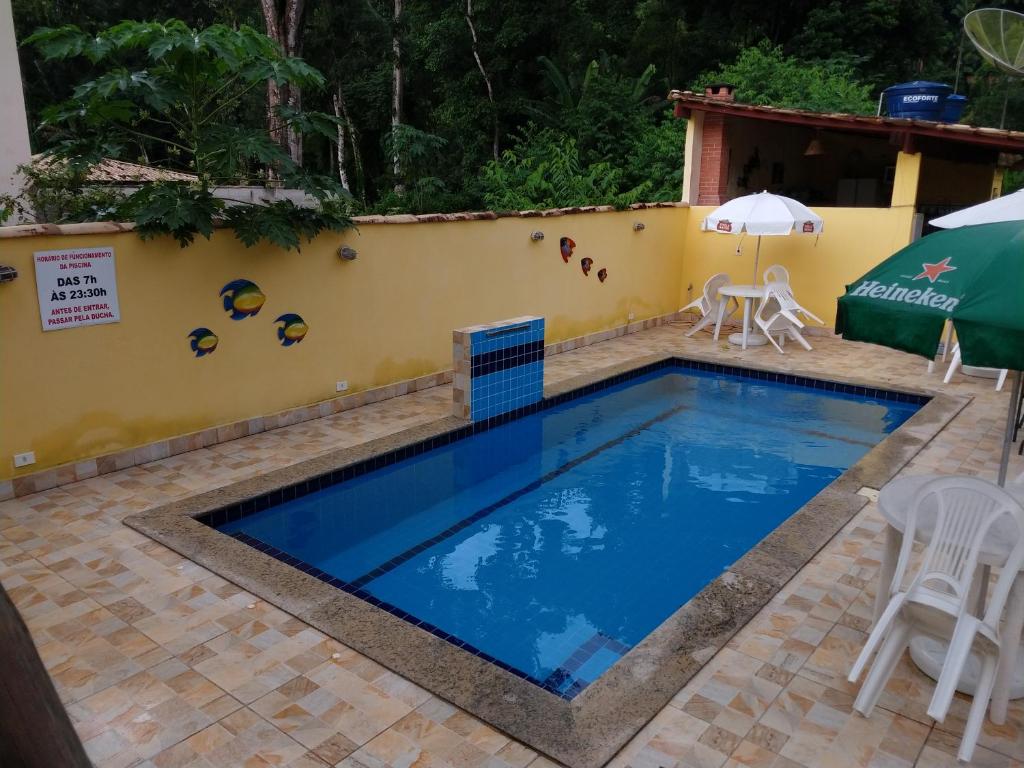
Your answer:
(3, 321), (1024, 768)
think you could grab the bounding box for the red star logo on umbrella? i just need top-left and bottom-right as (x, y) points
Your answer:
(914, 257), (957, 283)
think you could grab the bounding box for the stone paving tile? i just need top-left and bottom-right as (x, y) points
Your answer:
(915, 729), (1024, 768)
(3, 320), (1024, 767)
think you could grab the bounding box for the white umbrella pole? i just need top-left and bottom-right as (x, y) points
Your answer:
(999, 370), (1022, 486)
(752, 236), (762, 285)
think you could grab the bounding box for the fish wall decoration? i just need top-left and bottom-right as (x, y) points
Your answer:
(580, 257), (594, 276)
(220, 279), (266, 320)
(598, 268), (608, 283)
(560, 237), (575, 263)
(187, 327), (219, 357)
(275, 313), (309, 346)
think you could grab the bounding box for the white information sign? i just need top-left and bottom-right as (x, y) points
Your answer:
(34, 247), (121, 331)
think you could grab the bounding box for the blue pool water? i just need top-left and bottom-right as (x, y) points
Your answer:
(217, 368), (920, 697)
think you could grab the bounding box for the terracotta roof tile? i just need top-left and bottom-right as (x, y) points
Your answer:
(668, 90), (1024, 151)
(32, 156), (198, 183)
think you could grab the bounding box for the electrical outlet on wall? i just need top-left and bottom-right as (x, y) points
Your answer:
(336, 380), (349, 392)
(13, 451), (35, 468)
(628, 312), (635, 321)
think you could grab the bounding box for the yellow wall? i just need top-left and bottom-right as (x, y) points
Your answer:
(890, 151), (921, 208)
(0, 208), (685, 479)
(678, 206), (917, 325)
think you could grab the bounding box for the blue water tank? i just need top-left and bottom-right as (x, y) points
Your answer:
(941, 94), (968, 123)
(883, 81), (952, 120)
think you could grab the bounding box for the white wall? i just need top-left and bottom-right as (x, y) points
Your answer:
(0, 0), (31, 217)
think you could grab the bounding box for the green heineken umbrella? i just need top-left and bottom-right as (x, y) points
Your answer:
(836, 219), (1024, 483)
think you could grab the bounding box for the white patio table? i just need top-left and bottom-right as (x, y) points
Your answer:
(874, 474), (1024, 724)
(714, 284), (768, 350)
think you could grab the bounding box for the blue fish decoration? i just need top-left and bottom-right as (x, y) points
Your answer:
(219, 279), (266, 320)
(275, 313), (308, 346)
(187, 327), (219, 357)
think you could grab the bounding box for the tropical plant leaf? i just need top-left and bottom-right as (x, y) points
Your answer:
(121, 184), (221, 247)
(24, 18), (354, 248)
(223, 200), (353, 251)
(276, 106), (346, 141)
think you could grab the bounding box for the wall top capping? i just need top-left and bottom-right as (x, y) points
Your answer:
(0, 201), (688, 240)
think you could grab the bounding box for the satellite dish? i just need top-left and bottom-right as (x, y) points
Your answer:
(964, 8), (1024, 128)
(965, 8), (1024, 75)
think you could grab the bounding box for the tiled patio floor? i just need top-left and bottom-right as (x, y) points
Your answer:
(3, 321), (1023, 768)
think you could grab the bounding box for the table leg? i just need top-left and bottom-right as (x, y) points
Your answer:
(873, 525), (900, 626)
(991, 572), (1024, 724)
(741, 299), (750, 350)
(713, 300), (727, 341)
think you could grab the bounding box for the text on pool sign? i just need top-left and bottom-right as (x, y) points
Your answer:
(34, 247), (121, 331)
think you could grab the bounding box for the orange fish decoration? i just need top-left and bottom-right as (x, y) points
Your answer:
(598, 268), (608, 283)
(580, 257), (593, 276)
(560, 237), (575, 263)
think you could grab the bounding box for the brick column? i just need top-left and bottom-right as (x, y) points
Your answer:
(696, 113), (730, 206)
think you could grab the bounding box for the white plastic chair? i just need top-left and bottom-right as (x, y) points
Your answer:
(769, 280), (823, 326)
(943, 343), (1009, 391)
(763, 264), (790, 285)
(754, 283), (813, 354)
(848, 477), (1024, 763)
(681, 273), (738, 338)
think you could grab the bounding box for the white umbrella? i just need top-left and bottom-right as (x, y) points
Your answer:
(930, 189), (1024, 228)
(702, 191), (823, 284)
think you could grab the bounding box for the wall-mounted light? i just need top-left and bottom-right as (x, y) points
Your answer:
(0, 265), (18, 283)
(338, 246), (358, 261)
(530, 231), (545, 241)
(804, 133), (826, 157)
(633, 222), (646, 232)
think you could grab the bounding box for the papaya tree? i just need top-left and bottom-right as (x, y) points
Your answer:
(24, 19), (352, 249)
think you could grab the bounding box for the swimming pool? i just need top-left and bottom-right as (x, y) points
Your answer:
(131, 355), (957, 766)
(204, 365), (920, 699)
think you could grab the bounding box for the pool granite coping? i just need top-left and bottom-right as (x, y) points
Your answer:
(124, 352), (970, 768)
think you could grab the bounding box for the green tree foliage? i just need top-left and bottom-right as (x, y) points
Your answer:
(482, 129), (636, 210)
(788, 1), (953, 88)
(12, 0), (259, 131)
(480, 56), (684, 210)
(12, 1), (1009, 217)
(370, 125), (454, 214)
(526, 56), (660, 161)
(695, 43), (876, 115)
(24, 19), (351, 248)
(481, 113), (685, 210)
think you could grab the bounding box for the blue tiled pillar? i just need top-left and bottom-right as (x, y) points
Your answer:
(452, 316), (544, 421)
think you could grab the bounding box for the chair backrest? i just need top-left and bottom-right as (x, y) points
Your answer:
(764, 264), (790, 285)
(896, 476), (1024, 623)
(702, 273), (732, 312)
(756, 283), (794, 325)
(765, 281), (799, 310)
